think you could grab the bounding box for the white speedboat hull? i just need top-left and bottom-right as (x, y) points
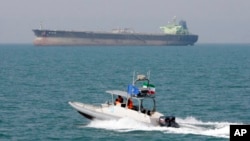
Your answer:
(68, 101), (163, 126)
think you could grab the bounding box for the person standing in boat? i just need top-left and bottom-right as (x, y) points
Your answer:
(118, 95), (123, 103)
(127, 98), (133, 109)
(115, 95), (123, 105)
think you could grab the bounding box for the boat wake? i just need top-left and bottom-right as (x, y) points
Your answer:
(84, 116), (242, 138)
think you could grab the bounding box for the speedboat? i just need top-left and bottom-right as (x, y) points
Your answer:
(68, 72), (179, 128)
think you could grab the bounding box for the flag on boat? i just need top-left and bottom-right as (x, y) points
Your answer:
(127, 84), (139, 95)
(143, 83), (156, 94)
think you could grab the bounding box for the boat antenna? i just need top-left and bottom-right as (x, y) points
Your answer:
(147, 71), (151, 80)
(39, 21), (43, 30)
(132, 71), (135, 85)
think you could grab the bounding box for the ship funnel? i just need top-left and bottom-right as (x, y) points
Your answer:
(179, 20), (188, 29)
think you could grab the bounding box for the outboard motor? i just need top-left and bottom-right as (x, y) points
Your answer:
(159, 116), (180, 128)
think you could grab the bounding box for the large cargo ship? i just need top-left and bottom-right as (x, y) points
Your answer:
(32, 18), (198, 46)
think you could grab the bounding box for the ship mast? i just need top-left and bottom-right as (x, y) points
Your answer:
(172, 16), (177, 25)
(39, 21), (43, 30)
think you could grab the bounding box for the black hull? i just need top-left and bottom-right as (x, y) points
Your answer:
(77, 111), (94, 120)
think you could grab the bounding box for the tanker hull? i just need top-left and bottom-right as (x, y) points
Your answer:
(32, 29), (198, 46)
(33, 37), (197, 46)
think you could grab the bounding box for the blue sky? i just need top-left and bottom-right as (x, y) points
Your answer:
(0, 0), (249, 43)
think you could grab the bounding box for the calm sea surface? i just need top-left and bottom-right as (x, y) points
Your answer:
(0, 44), (250, 141)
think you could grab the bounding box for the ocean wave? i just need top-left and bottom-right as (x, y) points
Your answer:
(84, 116), (242, 138)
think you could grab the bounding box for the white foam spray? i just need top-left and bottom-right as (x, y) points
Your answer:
(84, 116), (242, 138)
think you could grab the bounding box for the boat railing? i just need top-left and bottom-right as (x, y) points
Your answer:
(82, 103), (102, 110)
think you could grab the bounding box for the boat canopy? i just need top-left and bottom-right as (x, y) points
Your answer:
(106, 90), (129, 98)
(106, 73), (156, 99)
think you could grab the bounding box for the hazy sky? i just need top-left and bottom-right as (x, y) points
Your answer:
(0, 0), (250, 44)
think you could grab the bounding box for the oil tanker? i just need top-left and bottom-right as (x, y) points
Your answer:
(32, 18), (198, 46)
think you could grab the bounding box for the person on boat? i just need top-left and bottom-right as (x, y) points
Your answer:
(115, 99), (119, 105)
(127, 98), (133, 109)
(115, 95), (123, 105)
(117, 95), (123, 103)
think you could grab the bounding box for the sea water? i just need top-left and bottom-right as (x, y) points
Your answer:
(0, 44), (249, 141)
